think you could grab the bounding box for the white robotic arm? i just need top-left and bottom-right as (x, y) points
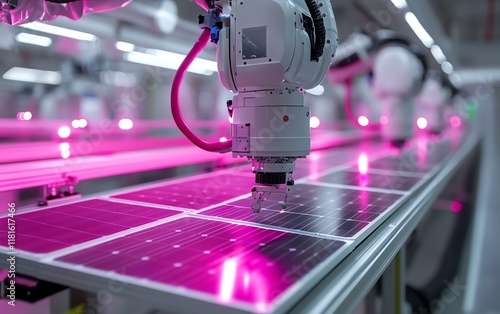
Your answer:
(373, 46), (424, 146)
(179, 0), (337, 212)
(212, 0), (338, 212)
(0, 0), (132, 25)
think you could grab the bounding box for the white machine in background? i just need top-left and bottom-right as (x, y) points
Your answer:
(416, 74), (453, 134)
(177, 0), (338, 212)
(329, 30), (427, 147)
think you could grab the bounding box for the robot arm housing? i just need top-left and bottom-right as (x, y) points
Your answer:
(1, 0), (132, 25)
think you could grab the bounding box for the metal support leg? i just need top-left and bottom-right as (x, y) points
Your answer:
(383, 246), (406, 314)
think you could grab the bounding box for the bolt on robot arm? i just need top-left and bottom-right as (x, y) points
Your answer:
(0, 0), (132, 25)
(175, 0), (338, 212)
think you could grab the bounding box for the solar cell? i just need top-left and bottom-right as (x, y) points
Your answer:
(0, 200), (180, 254)
(111, 173), (255, 210)
(56, 217), (347, 311)
(200, 184), (402, 238)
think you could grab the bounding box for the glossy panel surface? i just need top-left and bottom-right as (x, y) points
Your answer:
(111, 173), (255, 210)
(0, 200), (180, 253)
(201, 184), (402, 238)
(318, 170), (422, 191)
(57, 217), (346, 311)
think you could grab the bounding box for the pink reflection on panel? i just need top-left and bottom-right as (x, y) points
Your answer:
(219, 258), (237, 302)
(308, 152), (320, 181)
(416, 136), (428, 165)
(358, 153), (368, 175)
(59, 142), (71, 159)
(380, 116), (388, 125)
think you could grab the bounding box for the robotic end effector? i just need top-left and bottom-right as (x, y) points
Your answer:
(213, 0), (338, 212)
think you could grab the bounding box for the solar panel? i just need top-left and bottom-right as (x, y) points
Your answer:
(0, 200), (181, 254)
(56, 217), (348, 312)
(366, 155), (434, 174)
(199, 184), (403, 239)
(111, 173), (255, 210)
(317, 170), (422, 192)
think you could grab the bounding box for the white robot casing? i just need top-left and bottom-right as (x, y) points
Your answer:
(217, 0), (338, 163)
(373, 46), (423, 143)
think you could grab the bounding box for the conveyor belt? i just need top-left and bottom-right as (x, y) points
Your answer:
(0, 129), (479, 314)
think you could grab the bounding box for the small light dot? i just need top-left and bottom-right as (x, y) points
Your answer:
(141, 256), (149, 261)
(174, 263), (182, 267)
(204, 250), (211, 254)
(289, 248), (296, 252)
(112, 251), (120, 255)
(201, 234), (208, 237)
(358, 116), (369, 127)
(173, 245), (180, 248)
(146, 240), (152, 243)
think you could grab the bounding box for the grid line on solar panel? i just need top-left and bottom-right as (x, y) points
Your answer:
(55, 217), (349, 311)
(198, 184), (403, 239)
(110, 172), (256, 210)
(0, 200), (181, 254)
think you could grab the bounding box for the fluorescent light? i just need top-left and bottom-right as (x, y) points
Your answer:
(430, 45), (446, 64)
(391, 0), (408, 9)
(124, 51), (216, 76)
(19, 22), (96, 41)
(3, 67), (61, 85)
(305, 85), (325, 96)
(442, 61), (454, 74)
(405, 12), (434, 48)
(115, 41), (135, 52)
(15, 33), (52, 47)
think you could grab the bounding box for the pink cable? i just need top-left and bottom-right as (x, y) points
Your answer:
(171, 28), (232, 153)
(344, 78), (380, 131)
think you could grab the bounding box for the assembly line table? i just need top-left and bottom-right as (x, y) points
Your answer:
(0, 128), (480, 314)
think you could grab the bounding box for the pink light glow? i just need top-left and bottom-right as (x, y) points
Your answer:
(358, 153), (368, 175)
(417, 117), (428, 130)
(58, 126), (71, 139)
(78, 119), (88, 128)
(380, 116), (388, 125)
(358, 116), (369, 127)
(310, 116), (320, 129)
(243, 272), (250, 290)
(450, 116), (462, 128)
(118, 119), (134, 130)
(228, 116), (234, 124)
(72, 119), (80, 128)
(219, 258), (237, 303)
(17, 112), (23, 120)
(219, 137), (228, 143)
(451, 201), (463, 213)
(22, 111), (32, 121)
